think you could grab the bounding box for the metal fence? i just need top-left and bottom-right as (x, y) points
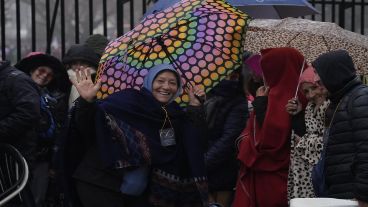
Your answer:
(0, 0), (150, 62)
(0, 0), (367, 63)
(308, 0), (368, 34)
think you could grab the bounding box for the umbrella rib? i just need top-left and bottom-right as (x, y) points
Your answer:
(196, 10), (243, 18)
(142, 40), (156, 65)
(286, 32), (302, 46)
(159, 14), (239, 63)
(141, 10), (242, 64)
(123, 9), (243, 72)
(166, 34), (236, 62)
(156, 36), (188, 82)
(273, 6), (283, 19)
(321, 36), (331, 51)
(128, 39), (157, 65)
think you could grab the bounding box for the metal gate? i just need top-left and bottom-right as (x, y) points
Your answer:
(0, 0), (367, 63)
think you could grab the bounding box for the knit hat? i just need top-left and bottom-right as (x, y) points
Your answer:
(299, 66), (317, 85)
(85, 34), (109, 56)
(63, 44), (101, 68)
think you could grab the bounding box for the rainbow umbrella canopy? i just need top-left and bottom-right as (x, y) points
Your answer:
(96, 0), (250, 105)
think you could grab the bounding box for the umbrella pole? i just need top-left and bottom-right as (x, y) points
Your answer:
(157, 37), (181, 72)
(294, 59), (306, 99)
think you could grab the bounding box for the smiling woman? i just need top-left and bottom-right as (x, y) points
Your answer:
(15, 52), (67, 92)
(65, 63), (208, 207)
(14, 52), (69, 206)
(143, 64), (182, 104)
(152, 72), (178, 103)
(30, 66), (54, 87)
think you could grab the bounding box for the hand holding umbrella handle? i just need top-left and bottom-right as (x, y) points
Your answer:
(285, 98), (302, 115)
(70, 68), (101, 103)
(185, 83), (206, 106)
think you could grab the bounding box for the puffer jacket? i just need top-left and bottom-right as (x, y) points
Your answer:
(204, 80), (248, 191)
(313, 50), (368, 201)
(0, 61), (40, 166)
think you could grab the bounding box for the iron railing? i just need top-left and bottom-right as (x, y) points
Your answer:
(309, 0), (367, 34)
(0, 0), (367, 63)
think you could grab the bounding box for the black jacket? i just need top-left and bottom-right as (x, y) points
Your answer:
(204, 80), (248, 190)
(0, 61), (40, 165)
(313, 50), (368, 201)
(62, 97), (206, 206)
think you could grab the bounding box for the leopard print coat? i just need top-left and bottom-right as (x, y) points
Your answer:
(288, 100), (330, 199)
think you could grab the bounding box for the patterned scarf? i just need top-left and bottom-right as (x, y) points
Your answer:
(95, 88), (208, 206)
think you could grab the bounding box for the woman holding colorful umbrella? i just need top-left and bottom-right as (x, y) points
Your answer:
(66, 64), (208, 207)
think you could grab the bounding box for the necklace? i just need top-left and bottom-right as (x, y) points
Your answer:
(159, 107), (176, 147)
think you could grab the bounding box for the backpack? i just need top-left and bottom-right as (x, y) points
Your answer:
(39, 93), (57, 140)
(311, 84), (365, 197)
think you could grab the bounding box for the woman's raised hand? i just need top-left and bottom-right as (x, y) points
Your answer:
(70, 68), (101, 103)
(185, 83), (206, 106)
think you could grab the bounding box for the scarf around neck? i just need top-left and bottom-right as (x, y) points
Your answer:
(95, 88), (208, 206)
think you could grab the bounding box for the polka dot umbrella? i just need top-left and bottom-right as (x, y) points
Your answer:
(96, 0), (250, 105)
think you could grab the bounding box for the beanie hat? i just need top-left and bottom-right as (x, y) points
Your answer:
(63, 44), (100, 68)
(85, 34), (109, 56)
(299, 66), (318, 85)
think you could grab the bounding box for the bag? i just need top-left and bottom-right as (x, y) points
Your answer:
(120, 166), (149, 196)
(311, 128), (329, 197)
(39, 94), (57, 139)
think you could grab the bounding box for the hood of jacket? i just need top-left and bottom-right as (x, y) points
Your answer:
(209, 79), (242, 98)
(312, 50), (358, 98)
